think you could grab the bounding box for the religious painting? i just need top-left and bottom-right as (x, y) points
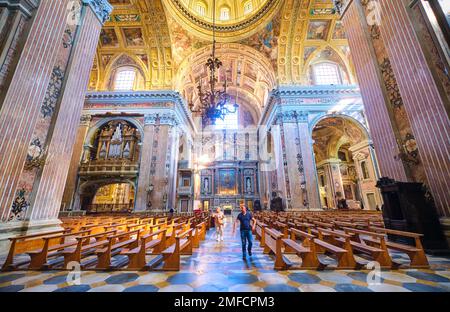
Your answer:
(307, 20), (331, 40)
(304, 46), (316, 61)
(343, 184), (353, 200)
(100, 28), (119, 47)
(123, 28), (145, 46)
(219, 169), (236, 195)
(239, 11), (281, 69)
(332, 21), (346, 39)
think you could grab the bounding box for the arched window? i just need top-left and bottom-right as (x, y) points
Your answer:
(360, 161), (370, 179)
(220, 7), (230, 21)
(114, 68), (136, 91)
(312, 62), (342, 85)
(196, 2), (206, 16)
(244, 1), (253, 15)
(215, 105), (238, 129)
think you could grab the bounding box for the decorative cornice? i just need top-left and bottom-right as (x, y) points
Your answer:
(144, 112), (179, 126)
(275, 110), (309, 124)
(85, 90), (195, 132)
(259, 85), (362, 126)
(0, 0), (39, 17)
(82, 0), (113, 24)
(273, 85), (361, 97)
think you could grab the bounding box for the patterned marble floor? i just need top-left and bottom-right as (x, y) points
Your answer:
(0, 216), (450, 292)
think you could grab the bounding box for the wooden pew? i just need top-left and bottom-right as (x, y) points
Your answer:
(273, 221), (288, 236)
(2, 229), (70, 271)
(61, 230), (118, 269)
(165, 223), (186, 247)
(192, 222), (206, 248)
(342, 227), (398, 269)
(161, 228), (193, 271)
(263, 228), (290, 270)
(26, 230), (92, 269)
(283, 228), (324, 270)
(95, 229), (141, 270)
(312, 228), (355, 269)
(255, 220), (267, 247)
(365, 227), (429, 268)
(120, 229), (167, 270)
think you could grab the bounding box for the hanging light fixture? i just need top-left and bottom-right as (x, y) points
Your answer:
(188, 0), (238, 126)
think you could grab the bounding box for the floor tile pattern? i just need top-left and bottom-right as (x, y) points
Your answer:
(1, 216), (449, 292)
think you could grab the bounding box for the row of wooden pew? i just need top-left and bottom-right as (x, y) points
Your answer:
(2, 213), (210, 272)
(254, 211), (429, 271)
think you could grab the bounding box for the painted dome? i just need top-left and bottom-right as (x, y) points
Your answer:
(163, 0), (282, 41)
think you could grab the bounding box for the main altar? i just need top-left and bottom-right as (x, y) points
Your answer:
(199, 161), (259, 213)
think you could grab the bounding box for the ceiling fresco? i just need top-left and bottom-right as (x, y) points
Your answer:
(89, 0), (356, 109)
(312, 116), (367, 162)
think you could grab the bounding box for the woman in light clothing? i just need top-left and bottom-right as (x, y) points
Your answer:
(214, 207), (225, 241)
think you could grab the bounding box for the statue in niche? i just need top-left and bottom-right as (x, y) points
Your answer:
(203, 178), (210, 193)
(246, 177), (252, 193)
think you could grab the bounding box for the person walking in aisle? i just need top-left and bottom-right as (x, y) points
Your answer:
(232, 205), (256, 259)
(214, 207), (225, 242)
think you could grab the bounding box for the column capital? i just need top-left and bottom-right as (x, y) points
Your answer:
(79, 114), (91, 126)
(159, 112), (179, 126)
(144, 114), (158, 125)
(82, 0), (113, 24)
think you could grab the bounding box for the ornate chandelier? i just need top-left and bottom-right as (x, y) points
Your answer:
(188, 0), (238, 126)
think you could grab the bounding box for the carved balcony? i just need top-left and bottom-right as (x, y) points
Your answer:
(79, 159), (139, 178)
(177, 186), (193, 196)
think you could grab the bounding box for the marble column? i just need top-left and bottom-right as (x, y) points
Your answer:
(0, 0), (38, 93)
(0, 0), (112, 252)
(168, 128), (180, 210)
(135, 115), (157, 212)
(349, 141), (383, 210)
(61, 114), (92, 211)
(320, 159), (344, 208)
(29, 1), (111, 221)
(297, 116), (321, 209)
(270, 123), (287, 206)
(377, 0), (450, 216)
(0, 0), (73, 221)
(275, 111), (320, 210)
(340, 0), (409, 183)
(135, 113), (180, 212)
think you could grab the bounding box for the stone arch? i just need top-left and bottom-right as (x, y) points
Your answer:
(85, 117), (144, 147)
(309, 113), (370, 141)
(78, 178), (137, 212)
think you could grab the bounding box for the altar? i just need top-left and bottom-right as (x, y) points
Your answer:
(199, 161), (260, 212)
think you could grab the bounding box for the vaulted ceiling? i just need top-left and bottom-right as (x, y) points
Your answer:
(312, 116), (367, 162)
(89, 0), (355, 108)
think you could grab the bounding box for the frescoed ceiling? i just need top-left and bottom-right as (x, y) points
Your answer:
(89, 0), (356, 108)
(312, 116), (367, 162)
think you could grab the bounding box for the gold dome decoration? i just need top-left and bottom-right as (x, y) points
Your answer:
(162, 0), (284, 42)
